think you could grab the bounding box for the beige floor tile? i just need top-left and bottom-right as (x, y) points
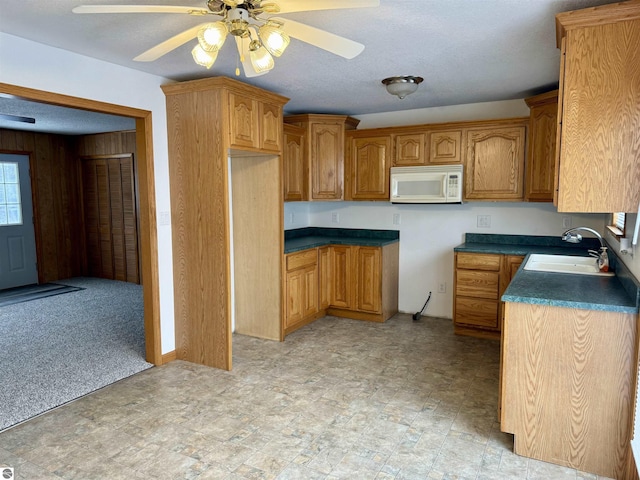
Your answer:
(0, 315), (617, 479)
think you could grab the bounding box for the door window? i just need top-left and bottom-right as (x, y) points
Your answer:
(0, 162), (23, 226)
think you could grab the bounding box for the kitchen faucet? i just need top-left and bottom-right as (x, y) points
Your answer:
(561, 226), (609, 272)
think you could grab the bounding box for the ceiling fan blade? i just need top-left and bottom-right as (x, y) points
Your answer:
(134, 24), (205, 62)
(273, 18), (365, 59)
(274, 0), (379, 14)
(72, 5), (210, 15)
(234, 31), (269, 78)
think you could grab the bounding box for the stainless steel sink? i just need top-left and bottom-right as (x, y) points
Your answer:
(523, 254), (615, 276)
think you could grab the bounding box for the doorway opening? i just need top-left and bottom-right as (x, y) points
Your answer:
(0, 82), (162, 365)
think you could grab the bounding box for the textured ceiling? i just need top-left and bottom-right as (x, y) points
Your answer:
(0, 0), (617, 134)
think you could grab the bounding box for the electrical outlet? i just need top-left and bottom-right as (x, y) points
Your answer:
(562, 216), (572, 228)
(477, 215), (491, 228)
(331, 212), (339, 223)
(289, 212), (295, 224)
(393, 213), (401, 225)
(438, 282), (446, 293)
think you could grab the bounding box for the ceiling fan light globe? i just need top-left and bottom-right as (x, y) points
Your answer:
(249, 43), (274, 73)
(192, 44), (218, 68)
(198, 22), (228, 51)
(259, 23), (290, 57)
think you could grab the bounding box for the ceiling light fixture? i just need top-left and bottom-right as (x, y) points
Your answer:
(192, 4), (289, 73)
(382, 76), (424, 99)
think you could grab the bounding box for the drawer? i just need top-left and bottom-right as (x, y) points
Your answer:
(455, 297), (499, 329)
(456, 270), (499, 299)
(286, 248), (317, 271)
(456, 252), (501, 271)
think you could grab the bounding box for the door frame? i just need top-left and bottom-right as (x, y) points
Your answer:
(0, 82), (162, 365)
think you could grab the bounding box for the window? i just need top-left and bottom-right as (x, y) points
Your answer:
(607, 212), (626, 238)
(0, 162), (23, 226)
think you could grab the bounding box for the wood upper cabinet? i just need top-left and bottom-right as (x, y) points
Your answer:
(392, 129), (462, 166)
(283, 123), (306, 201)
(394, 132), (426, 166)
(229, 92), (283, 152)
(525, 91), (558, 202)
(555, 2), (640, 212)
(464, 121), (527, 201)
(345, 133), (391, 200)
(284, 114), (360, 201)
(429, 129), (463, 164)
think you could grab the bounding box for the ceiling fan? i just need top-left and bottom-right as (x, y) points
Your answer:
(72, 0), (379, 77)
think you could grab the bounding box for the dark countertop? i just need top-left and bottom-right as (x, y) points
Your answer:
(284, 227), (399, 254)
(455, 233), (640, 314)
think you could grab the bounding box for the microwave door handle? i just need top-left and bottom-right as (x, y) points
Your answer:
(442, 175), (447, 197)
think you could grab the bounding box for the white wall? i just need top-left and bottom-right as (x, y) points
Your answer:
(286, 201), (605, 318)
(0, 33), (177, 353)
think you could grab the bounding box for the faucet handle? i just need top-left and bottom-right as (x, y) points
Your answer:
(588, 249), (600, 258)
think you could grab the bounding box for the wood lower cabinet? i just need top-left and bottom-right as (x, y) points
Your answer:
(327, 243), (399, 322)
(501, 302), (637, 478)
(453, 252), (524, 339)
(329, 245), (354, 309)
(464, 122), (527, 201)
(284, 249), (321, 334)
(284, 242), (399, 336)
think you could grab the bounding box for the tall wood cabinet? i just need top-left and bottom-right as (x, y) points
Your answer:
(162, 77), (288, 370)
(555, 2), (640, 212)
(525, 90), (558, 202)
(284, 114), (359, 201)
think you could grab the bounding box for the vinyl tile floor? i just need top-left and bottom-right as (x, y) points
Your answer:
(0, 314), (613, 480)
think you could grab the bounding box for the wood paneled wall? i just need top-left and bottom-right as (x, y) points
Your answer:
(0, 128), (82, 283)
(0, 129), (138, 285)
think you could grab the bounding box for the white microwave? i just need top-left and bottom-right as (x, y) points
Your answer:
(390, 165), (463, 203)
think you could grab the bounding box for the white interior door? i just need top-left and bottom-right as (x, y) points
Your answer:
(0, 154), (38, 290)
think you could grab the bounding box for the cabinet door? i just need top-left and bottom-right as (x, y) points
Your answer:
(229, 93), (259, 149)
(455, 270), (500, 299)
(285, 268), (305, 328)
(330, 245), (353, 309)
(356, 247), (382, 313)
(318, 246), (331, 309)
(525, 92), (557, 202)
(260, 102), (282, 152)
(348, 136), (391, 200)
(303, 265), (319, 318)
(394, 133), (426, 166)
(465, 126), (526, 200)
(455, 297), (499, 329)
(429, 130), (462, 164)
(310, 122), (344, 200)
(556, 20), (640, 212)
(283, 125), (306, 201)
